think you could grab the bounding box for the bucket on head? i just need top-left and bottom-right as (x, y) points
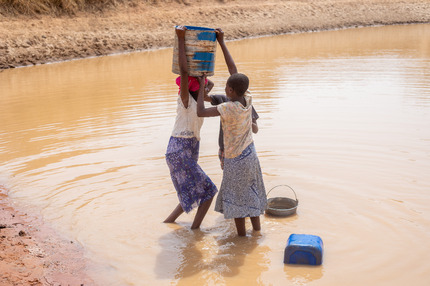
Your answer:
(172, 26), (217, 77)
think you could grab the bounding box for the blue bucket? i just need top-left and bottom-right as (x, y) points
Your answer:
(172, 26), (217, 77)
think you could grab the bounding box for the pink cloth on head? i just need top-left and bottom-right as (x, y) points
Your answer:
(176, 76), (208, 92)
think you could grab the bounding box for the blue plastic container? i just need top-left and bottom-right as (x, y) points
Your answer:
(284, 234), (323, 265)
(172, 26), (217, 77)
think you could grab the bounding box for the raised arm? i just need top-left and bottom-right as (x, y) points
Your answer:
(197, 76), (220, 117)
(176, 26), (190, 108)
(216, 28), (237, 75)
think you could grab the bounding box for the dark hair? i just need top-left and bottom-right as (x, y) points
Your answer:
(227, 73), (249, 96)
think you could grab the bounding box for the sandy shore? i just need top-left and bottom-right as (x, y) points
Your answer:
(1, 0), (430, 70)
(1, 0), (429, 284)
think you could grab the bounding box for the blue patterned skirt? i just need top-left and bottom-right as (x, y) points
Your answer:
(215, 143), (267, 219)
(166, 136), (218, 213)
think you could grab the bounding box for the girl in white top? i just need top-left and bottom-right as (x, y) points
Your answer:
(197, 28), (266, 237)
(163, 26), (218, 229)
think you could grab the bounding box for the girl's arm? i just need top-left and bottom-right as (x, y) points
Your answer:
(197, 76), (220, 117)
(177, 26), (190, 108)
(252, 119), (259, 134)
(204, 79), (214, 102)
(216, 28), (237, 75)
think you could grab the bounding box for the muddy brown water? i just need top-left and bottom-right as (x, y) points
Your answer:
(1, 24), (430, 285)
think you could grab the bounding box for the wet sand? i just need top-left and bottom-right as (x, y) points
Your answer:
(0, 0), (430, 285)
(0, 186), (95, 285)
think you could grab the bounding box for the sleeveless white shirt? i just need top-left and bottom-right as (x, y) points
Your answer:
(171, 94), (204, 141)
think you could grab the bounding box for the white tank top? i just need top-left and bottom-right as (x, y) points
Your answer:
(171, 94), (204, 141)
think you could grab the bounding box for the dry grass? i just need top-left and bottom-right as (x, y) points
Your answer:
(0, 0), (158, 15)
(0, 0), (227, 15)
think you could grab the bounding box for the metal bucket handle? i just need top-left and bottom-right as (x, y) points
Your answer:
(267, 185), (298, 203)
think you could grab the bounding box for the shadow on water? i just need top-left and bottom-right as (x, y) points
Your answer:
(156, 218), (270, 284)
(155, 226), (205, 280)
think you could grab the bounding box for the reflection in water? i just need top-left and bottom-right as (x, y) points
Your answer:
(1, 24), (430, 285)
(284, 265), (324, 285)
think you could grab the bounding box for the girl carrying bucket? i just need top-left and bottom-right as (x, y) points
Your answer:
(163, 26), (218, 229)
(197, 28), (267, 236)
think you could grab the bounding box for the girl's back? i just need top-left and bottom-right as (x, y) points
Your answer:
(217, 94), (253, 159)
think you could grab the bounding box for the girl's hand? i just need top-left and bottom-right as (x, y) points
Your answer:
(197, 75), (207, 97)
(215, 28), (224, 43)
(176, 26), (187, 38)
(198, 75), (207, 88)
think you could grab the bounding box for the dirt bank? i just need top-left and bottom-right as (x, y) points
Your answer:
(0, 0), (429, 70)
(0, 186), (96, 285)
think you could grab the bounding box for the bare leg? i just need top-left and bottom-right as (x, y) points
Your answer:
(250, 216), (261, 231)
(191, 198), (213, 229)
(163, 204), (184, 223)
(234, 218), (246, 236)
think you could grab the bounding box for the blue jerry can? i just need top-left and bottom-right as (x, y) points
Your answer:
(284, 234), (323, 265)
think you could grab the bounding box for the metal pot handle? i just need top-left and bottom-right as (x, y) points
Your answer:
(267, 185), (298, 202)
